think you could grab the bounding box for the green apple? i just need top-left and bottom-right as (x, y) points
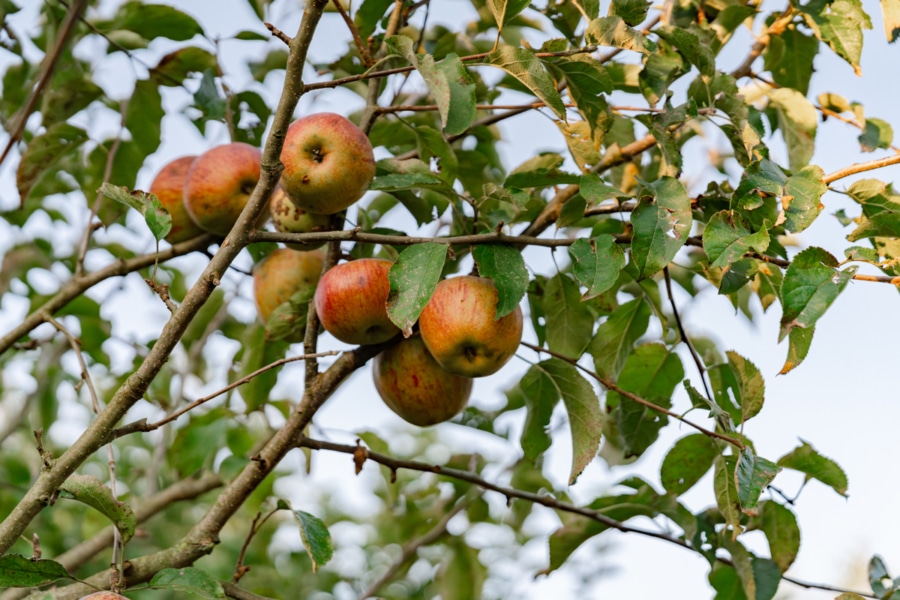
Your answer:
(373, 334), (472, 426)
(148, 155), (205, 244)
(419, 276), (523, 377)
(313, 258), (400, 345)
(253, 248), (325, 326)
(183, 142), (265, 236)
(270, 185), (334, 250)
(280, 112), (375, 215)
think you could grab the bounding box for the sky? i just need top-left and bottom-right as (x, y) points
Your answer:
(1, 0), (900, 598)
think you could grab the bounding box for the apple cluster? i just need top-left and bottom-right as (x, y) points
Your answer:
(147, 112), (524, 428)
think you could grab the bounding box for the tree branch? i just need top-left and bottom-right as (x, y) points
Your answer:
(823, 153), (900, 184)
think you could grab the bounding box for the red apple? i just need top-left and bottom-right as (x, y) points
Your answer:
(270, 185), (334, 250)
(280, 112), (375, 215)
(148, 155), (205, 244)
(419, 276), (523, 377)
(373, 334), (472, 426)
(253, 248), (325, 325)
(183, 142), (264, 236)
(313, 258), (400, 345)
(78, 592), (129, 599)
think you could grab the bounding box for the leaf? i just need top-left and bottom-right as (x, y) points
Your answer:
(387, 243), (448, 336)
(355, 0), (394, 39)
(571, 0), (600, 20)
(800, 0), (872, 74)
(546, 55), (612, 136)
(479, 45), (567, 118)
(585, 16), (652, 54)
(568, 236), (626, 299)
(630, 176), (693, 279)
(535, 359), (604, 485)
(99, 183), (172, 241)
(580, 173), (624, 205)
(869, 555), (900, 597)
(779, 325), (814, 374)
(655, 25), (715, 76)
(858, 117), (894, 152)
(590, 298), (651, 379)
(703, 211), (770, 269)
(779, 247), (854, 340)
(768, 88), (817, 170)
(41, 75), (103, 126)
(16, 123), (88, 203)
(149, 567), (226, 599)
(515, 365), (561, 460)
(0, 555), (70, 587)
(369, 171), (447, 191)
(58, 474), (136, 542)
(235, 325), (289, 411)
(757, 501), (800, 572)
(439, 539), (486, 600)
(714, 455), (743, 537)
(610, 343), (684, 457)
(726, 350), (765, 422)
(291, 509), (334, 572)
(736, 448), (781, 514)
(609, 0), (651, 26)
(473, 245), (528, 318)
(660, 433), (718, 495)
(104, 1), (204, 42)
(783, 165), (826, 233)
(777, 440), (848, 496)
(543, 273), (595, 359)
(150, 46), (218, 87)
(763, 29), (818, 95)
(882, 0), (900, 42)
(127, 79), (164, 155)
(487, 0), (531, 32)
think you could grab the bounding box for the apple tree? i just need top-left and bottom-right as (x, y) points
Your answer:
(1, 0), (899, 598)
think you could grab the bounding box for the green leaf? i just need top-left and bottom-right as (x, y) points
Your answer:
(58, 474), (136, 542)
(800, 0), (872, 74)
(848, 207), (900, 241)
(779, 325), (814, 374)
(714, 455), (743, 536)
(415, 125), (459, 183)
(265, 287), (315, 343)
(41, 75), (103, 126)
(858, 117), (894, 152)
(630, 176), (692, 279)
(355, 0), (394, 39)
(99, 182), (172, 241)
(387, 243), (448, 336)
(479, 45), (567, 118)
(369, 171), (447, 192)
(487, 0), (531, 32)
(546, 55), (612, 136)
(291, 509), (334, 572)
(585, 16), (652, 54)
(610, 0), (651, 26)
(639, 45), (687, 106)
(735, 448), (781, 513)
(106, 1), (204, 42)
(610, 343), (684, 458)
(534, 359), (604, 484)
(580, 173), (624, 205)
(756, 501), (800, 572)
(543, 273), (595, 359)
(655, 25), (715, 76)
(127, 80), (164, 155)
(590, 298), (651, 379)
(763, 29), (818, 95)
(515, 365), (561, 460)
(777, 440), (848, 496)
(571, 0), (600, 20)
(473, 245), (528, 318)
(16, 123), (88, 202)
(234, 325), (289, 411)
(149, 567), (226, 599)
(783, 165), (826, 233)
(0, 555), (70, 587)
(882, 0), (900, 42)
(151, 46), (218, 86)
(709, 564), (747, 600)
(768, 88), (817, 170)
(568, 236), (626, 299)
(703, 211), (770, 269)
(869, 555), (900, 597)
(660, 433), (718, 495)
(779, 247), (854, 340)
(726, 350), (765, 422)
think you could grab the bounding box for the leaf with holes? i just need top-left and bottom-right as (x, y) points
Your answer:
(630, 177), (692, 279)
(568, 236), (626, 299)
(479, 46), (567, 119)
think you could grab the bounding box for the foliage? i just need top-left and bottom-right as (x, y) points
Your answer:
(0, 0), (898, 599)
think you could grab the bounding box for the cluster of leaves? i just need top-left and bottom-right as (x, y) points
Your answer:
(2, 0), (900, 599)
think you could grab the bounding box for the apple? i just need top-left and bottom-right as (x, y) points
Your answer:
(280, 112), (375, 215)
(78, 592), (128, 599)
(313, 258), (400, 345)
(270, 185), (334, 250)
(183, 142), (265, 236)
(253, 248), (325, 326)
(373, 334), (472, 426)
(148, 155), (205, 244)
(419, 276), (523, 377)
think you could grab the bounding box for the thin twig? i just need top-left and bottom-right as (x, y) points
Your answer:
(264, 22), (291, 45)
(520, 341), (745, 449)
(663, 267), (714, 401)
(823, 153), (900, 184)
(232, 509), (278, 583)
(332, 0), (373, 66)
